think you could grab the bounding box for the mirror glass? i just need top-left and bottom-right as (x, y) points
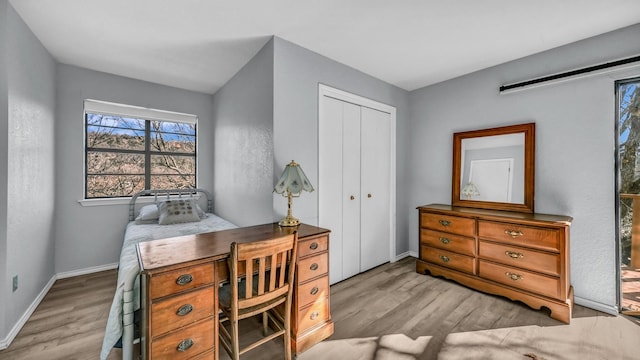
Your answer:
(452, 123), (535, 213)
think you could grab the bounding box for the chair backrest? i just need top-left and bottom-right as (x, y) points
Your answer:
(229, 232), (298, 310)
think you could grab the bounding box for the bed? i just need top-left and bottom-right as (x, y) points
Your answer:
(100, 189), (237, 360)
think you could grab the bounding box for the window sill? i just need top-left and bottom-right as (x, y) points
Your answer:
(78, 194), (201, 207)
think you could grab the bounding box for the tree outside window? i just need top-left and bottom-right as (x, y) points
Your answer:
(85, 112), (196, 198)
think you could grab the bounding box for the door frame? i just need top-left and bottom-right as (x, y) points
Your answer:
(318, 84), (397, 264)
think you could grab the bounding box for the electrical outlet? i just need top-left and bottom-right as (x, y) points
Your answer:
(12, 275), (18, 292)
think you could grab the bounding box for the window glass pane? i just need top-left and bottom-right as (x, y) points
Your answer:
(149, 132), (196, 153)
(150, 155), (195, 174)
(150, 121), (196, 136)
(151, 175), (196, 190)
(87, 151), (145, 174)
(87, 113), (145, 130)
(87, 175), (145, 198)
(87, 126), (145, 150)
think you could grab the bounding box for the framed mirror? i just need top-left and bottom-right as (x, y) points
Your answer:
(452, 123), (535, 213)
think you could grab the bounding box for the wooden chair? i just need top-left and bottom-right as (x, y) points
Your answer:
(218, 232), (298, 360)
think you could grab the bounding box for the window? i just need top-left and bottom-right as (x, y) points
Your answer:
(84, 100), (197, 199)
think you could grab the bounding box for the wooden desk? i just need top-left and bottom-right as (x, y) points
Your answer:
(137, 223), (333, 360)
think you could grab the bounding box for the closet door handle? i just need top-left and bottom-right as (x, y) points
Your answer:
(367, 193), (372, 198)
(350, 195), (355, 200)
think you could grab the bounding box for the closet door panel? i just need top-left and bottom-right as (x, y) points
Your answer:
(342, 102), (362, 280)
(360, 107), (391, 271)
(319, 96), (345, 285)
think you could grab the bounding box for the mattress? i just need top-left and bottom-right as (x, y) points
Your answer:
(100, 214), (237, 360)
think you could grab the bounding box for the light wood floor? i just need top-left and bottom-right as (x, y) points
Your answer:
(0, 257), (613, 360)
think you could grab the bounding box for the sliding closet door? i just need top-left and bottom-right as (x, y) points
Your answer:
(341, 102), (362, 280)
(360, 107), (391, 271)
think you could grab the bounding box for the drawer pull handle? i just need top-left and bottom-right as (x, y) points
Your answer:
(177, 338), (194, 352)
(176, 304), (193, 316)
(505, 272), (523, 281)
(440, 237), (451, 244)
(439, 255), (450, 263)
(505, 251), (524, 259)
(439, 220), (451, 227)
(504, 229), (524, 238)
(310, 311), (319, 320)
(310, 287), (319, 295)
(176, 274), (193, 286)
(310, 263), (319, 271)
(310, 242), (318, 250)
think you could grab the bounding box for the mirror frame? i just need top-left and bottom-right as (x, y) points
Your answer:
(452, 122), (535, 213)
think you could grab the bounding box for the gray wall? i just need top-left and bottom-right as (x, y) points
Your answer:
(408, 23), (640, 312)
(0, 0), (9, 342)
(55, 64), (215, 273)
(2, 1), (56, 342)
(272, 37), (412, 255)
(211, 39), (274, 226)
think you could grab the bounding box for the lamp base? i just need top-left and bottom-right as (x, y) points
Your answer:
(278, 215), (300, 227)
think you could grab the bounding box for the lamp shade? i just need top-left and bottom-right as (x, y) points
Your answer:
(461, 182), (480, 199)
(274, 160), (314, 195)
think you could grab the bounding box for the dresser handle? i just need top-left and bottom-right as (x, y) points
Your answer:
(439, 237), (450, 244)
(176, 274), (193, 286)
(439, 220), (451, 227)
(505, 251), (524, 259)
(177, 338), (194, 352)
(505, 272), (523, 281)
(310, 311), (319, 320)
(310, 242), (318, 250)
(310, 287), (319, 295)
(504, 229), (524, 238)
(439, 255), (450, 263)
(310, 263), (319, 271)
(176, 304), (193, 316)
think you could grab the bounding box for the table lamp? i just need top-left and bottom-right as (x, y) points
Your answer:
(274, 160), (314, 226)
(461, 182), (480, 200)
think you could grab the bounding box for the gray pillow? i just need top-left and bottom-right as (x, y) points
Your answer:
(157, 199), (201, 225)
(135, 204), (160, 224)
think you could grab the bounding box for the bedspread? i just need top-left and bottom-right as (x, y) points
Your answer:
(100, 214), (237, 360)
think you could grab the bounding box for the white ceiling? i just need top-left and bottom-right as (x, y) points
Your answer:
(9, 0), (640, 94)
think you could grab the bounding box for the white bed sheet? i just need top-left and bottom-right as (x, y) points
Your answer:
(100, 214), (237, 360)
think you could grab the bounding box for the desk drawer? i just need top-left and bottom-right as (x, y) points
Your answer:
(297, 297), (329, 333)
(478, 221), (560, 252)
(149, 263), (214, 300)
(298, 253), (328, 282)
(298, 235), (328, 258)
(297, 276), (329, 309)
(151, 318), (214, 360)
(479, 260), (561, 300)
(421, 246), (476, 275)
(421, 213), (475, 237)
(479, 241), (560, 276)
(421, 229), (476, 256)
(151, 286), (214, 336)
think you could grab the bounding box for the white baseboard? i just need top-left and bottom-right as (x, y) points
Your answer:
(0, 262), (119, 349)
(394, 251), (418, 262)
(574, 296), (619, 316)
(56, 262), (118, 279)
(0, 275), (56, 350)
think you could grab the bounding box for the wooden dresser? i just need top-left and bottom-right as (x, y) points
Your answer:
(416, 204), (573, 323)
(137, 223), (334, 360)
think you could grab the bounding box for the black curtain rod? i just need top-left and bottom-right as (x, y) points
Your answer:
(499, 54), (640, 92)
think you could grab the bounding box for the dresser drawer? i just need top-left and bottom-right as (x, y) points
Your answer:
(421, 213), (475, 237)
(149, 263), (214, 300)
(298, 253), (328, 282)
(421, 246), (476, 275)
(479, 260), (561, 300)
(478, 221), (561, 252)
(479, 241), (560, 276)
(297, 276), (329, 308)
(297, 297), (330, 333)
(298, 235), (328, 258)
(151, 286), (215, 336)
(421, 229), (476, 256)
(151, 318), (215, 360)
